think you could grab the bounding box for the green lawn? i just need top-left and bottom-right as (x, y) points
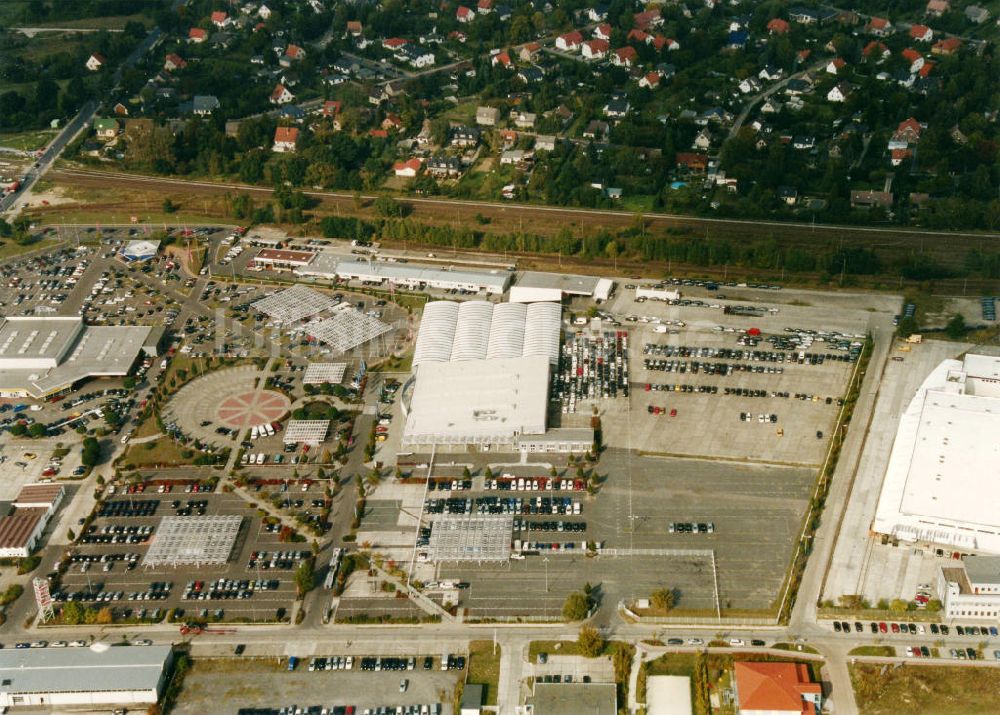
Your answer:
(851, 663), (1000, 715)
(849, 645), (895, 657)
(0, 129), (58, 151)
(467, 640), (501, 706)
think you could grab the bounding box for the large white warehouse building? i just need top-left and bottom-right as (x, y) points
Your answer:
(403, 300), (588, 452)
(0, 645), (173, 708)
(873, 354), (1000, 555)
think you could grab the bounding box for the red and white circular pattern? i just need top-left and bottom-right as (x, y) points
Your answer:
(217, 390), (291, 428)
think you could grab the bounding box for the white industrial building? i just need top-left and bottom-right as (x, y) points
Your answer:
(938, 556), (1000, 621)
(403, 300), (586, 452)
(510, 271), (615, 303)
(331, 259), (511, 295)
(0, 645), (173, 708)
(872, 354), (1000, 555)
(0, 316), (150, 398)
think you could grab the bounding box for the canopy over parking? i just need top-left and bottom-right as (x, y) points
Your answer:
(283, 419), (330, 445)
(143, 515), (242, 567)
(252, 285), (338, 325)
(427, 513), (513, 563)
(303, 362), (347, 384)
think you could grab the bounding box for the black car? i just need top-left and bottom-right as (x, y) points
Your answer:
(940, 625), (950, 635)
(423, 656), (433, 670)
(234, 644), (245, 655)
(667, 638), (684, 645)
(907, 623), (917, 634)
(751, 639), (766, 647)
(870, 622), (879, 634)
(833, 621), (842, 632)
(854, 621), (863, 633)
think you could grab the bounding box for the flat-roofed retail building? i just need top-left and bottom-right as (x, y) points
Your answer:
(0, 317), (150, 398)
(331, 259), (511, 295)
(403, 300), (590, 452)
(873, 353), (1000, 554)
(0, 645), (173, 708)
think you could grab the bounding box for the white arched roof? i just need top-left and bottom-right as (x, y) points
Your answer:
(486, 302), (527, 359)
(452, 301), (494, 361)
(413, 301), (459, 365)
(523, 302), (562, 365)
(414, 300), (561, 367)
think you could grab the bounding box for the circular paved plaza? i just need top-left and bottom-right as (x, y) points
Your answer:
(163, 366), (291, 444)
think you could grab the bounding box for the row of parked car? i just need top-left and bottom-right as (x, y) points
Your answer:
(833, 620), (1000, 637)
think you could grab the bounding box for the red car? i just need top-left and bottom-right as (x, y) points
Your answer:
(670, 408), (678, 417)
(891, 623), (900, 633)
(879, 622), (887, 633)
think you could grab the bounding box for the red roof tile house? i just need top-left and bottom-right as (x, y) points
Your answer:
(612, 46), (638, 67)
(926, 0), (950, 16)
(210, 10), (230, 28)
(556, 31), (583, 52)
(894, 117), (923, 143)
(188, 27), (207, 43)
(456, 5), (475, 23)
(582, 39), (609, 60)
(863, 40), (890, 59)
(866, 16), (892, 35)
(676, 152), (708, 173)
(393, 158), (422, 178)
(733, 662), (822, 715)
(633, 9), (663, 30)
(164, 53), (187, 71)
(272, 126), (299, 153)
(346, 20), (363, 36)
(767, 18), (790, 34)
(491, 51), (513, 68)
(932, 37), (961, 55)
(909, 24), (933, 41)
(271, 83), (295, 105)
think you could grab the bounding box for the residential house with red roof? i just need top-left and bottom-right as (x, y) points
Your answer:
(926, 0), (950, 16)
(393, 158), (422, 178)
(594, 24), (612, 40)
(612, 46), (638, 67)
(556, 31), (583, 52)
(188, 27), (207, 43)
(825, 57), (847, 74)
(866, 16), (892, 35)
(733, 662), (822, 715)
(491, 51), (513, 69)
(633, 9), (663, 30)
(910, 24), (933, 41)
(863, 41), (890, 60)
(582, 39), (609, 60)
(767, 18), (790, 34)
(210, 10), (230, 28)
(270, 83), (295, 105)
(932, 37), (961, 55)
(456, 6), (475, 23)
(272, 126), (299, 153)
(164, 53), (187, 71)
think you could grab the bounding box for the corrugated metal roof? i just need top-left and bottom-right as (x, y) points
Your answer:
(0, 510), (45, 549)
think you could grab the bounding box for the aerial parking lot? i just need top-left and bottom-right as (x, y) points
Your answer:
(52, 483), (302, 625)
(576, 282), (878, 466)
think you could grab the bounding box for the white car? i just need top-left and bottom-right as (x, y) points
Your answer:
(729, 639), (745, 647)
(687, 638), (704, 645)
